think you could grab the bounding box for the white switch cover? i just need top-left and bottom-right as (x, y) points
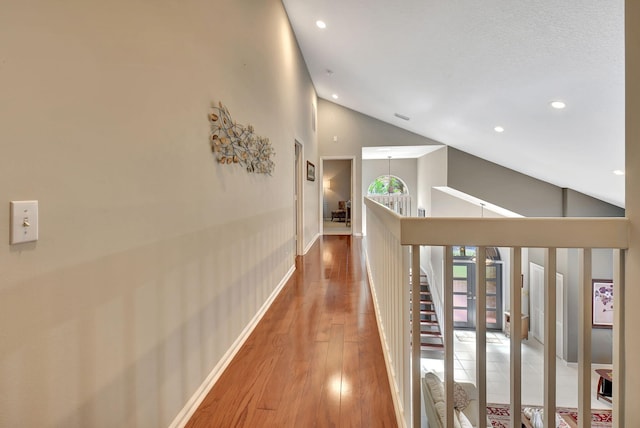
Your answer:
(10, 200), (38, 244)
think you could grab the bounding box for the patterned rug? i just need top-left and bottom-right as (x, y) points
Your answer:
(486, 403), (612, 427)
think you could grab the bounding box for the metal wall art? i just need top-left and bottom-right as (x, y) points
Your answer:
(209, 102), (275, 175)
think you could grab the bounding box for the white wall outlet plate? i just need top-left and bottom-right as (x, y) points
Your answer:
(10, 200), (38, 244)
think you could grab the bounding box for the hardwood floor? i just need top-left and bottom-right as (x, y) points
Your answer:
(186, 235), (398, 427)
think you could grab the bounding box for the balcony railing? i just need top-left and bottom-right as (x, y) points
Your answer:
(364, 197), (629, 428)
(367, 194), (412, 216)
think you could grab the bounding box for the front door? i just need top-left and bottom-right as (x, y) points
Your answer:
(452, 247), (502, 330)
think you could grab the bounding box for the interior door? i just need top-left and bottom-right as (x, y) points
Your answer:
(529, 262), (564, 359)
(485, 263), (502, 328)
(453, 258), (502, 330)
(453, 262), (475, 328)
(531, 263), (544, 342)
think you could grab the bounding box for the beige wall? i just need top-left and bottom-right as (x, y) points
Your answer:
(0, 0), (318, 426)
(447, 147), (564, 216)
(318, 99), (442, 234)
(416, 146), (448, 216)
(563, 188), (624, 217)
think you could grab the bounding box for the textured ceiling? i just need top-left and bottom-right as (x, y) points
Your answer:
(283, 0), (625, 208)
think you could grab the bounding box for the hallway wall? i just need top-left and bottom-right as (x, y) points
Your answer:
(318, 99), (441, 235)
(0, 1), (317, 427)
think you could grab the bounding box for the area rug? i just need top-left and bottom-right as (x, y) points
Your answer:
(486, 403), (612, 427)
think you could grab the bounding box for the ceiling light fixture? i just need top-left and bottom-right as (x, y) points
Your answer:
(331, 94), (339, 100)
(613, 170), (625, 176)
(316, 20), (327, 29)
(394, 113), (410, 121)
(550, 100), (566, 109)
(494, 126), (504, 133)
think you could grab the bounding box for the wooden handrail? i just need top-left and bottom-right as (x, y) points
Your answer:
(365, 197), (629, 249)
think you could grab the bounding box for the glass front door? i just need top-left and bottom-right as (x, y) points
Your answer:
(452, 247), (502, 330)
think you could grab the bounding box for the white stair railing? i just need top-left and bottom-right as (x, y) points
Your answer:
(364, 197), (628, 428)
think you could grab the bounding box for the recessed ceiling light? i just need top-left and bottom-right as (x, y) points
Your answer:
(494, 126), (504, 133)
(550, 101), (566, 109)
(316, 20), (327, 29)
(613, 170), (625, 176)
(331, 94), (339, 99)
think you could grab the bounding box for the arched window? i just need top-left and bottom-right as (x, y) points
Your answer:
(367, 175), (409, 195)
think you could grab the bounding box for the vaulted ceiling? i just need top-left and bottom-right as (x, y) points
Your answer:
(283, 0), (625, 208)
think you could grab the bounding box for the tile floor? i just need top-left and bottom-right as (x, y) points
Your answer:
(421, 330), (612, 410)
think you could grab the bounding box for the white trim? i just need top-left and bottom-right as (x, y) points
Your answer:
(169, 264), (297, 428)
(295, 140), (305, 256)
(304, 232), (320, 254)
(364, 250), (407, 428)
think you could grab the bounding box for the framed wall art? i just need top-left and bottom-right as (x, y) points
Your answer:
(592, 279), (613, 328)
(307, 161), (315, 181)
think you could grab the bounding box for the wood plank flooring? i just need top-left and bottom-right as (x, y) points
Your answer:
(186, 235), (398, 427)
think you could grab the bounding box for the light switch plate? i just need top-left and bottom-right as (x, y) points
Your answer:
(10, 200), (38, 244)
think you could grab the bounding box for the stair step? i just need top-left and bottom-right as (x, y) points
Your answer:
(414, 275), (444, 351)
(421, 338), (444, 347)
(421, 335), (444, 342)
(421, 337), (444, 343)
(421, 349), (445, 358)
(421, 343), (445, 349)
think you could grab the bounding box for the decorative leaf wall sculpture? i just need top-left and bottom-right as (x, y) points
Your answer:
(209, 102), (275, 175)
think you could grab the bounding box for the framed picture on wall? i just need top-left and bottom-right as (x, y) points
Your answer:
(592, 279), (613, 328)
(306, 161), (315, 181)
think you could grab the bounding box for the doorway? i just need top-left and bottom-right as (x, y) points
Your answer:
(530, 262), (564, 358)
(452, 246), (503, 330)
(321, 157), (354, 235)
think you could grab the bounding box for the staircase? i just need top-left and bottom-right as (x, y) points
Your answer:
(416, 274), (444, 357)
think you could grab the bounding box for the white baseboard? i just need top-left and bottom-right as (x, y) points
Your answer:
(304, 233), (320, 254)
(169, 264), (297, 428)
(364, 251), (407, 428)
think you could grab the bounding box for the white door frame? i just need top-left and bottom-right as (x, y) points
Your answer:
(319, 156), (356, 235)
(294, 140), (304, 255)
